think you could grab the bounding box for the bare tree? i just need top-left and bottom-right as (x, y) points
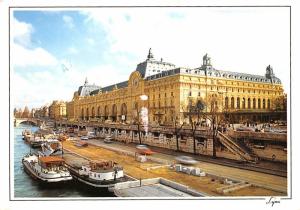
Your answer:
(274, 94), (287, 111)
(173, 115), (185, 152)
(209, 95), (218, 158)
(206, 93), (228, 158)
(17, 108), (23, 118)
(183, 97), (206, 154)
(22, 106), (30, 118)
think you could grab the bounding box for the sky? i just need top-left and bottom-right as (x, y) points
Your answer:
(11, 7), (290, 109)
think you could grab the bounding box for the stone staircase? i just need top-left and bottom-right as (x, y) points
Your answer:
(217, 131), (258, 163)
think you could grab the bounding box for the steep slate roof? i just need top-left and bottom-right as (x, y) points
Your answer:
(78, 84), (100, 96)
(78, 50), (282, 97)
(136, 48), (176, 78)
(136, 59), (176, 78)
(145, 65), (281, 84)
(90, 89), (102, 96)
(102, 81), (128, 92)
(89, 81), (129, 96)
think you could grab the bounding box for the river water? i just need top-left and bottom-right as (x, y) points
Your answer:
(14, 124), (114, 198)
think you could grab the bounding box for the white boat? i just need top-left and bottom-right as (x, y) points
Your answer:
(22, 130), (31, 140)
(65, 160), (129, 188)
(22, 130), (33, 141)
(27, 136), (47, 148)
(41, 139), (63, 156)
(22, 154), (72, 183)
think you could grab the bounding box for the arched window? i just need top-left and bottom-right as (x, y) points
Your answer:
(242, 98), (246, 109)
(248, 98), (251, 109)
(111, 104), (117, 122)
(231, 97), (235, 109)
(104, 105), (108, 120)
(92, 107), (95, 118)
(267, 99), (271, 109)
(97, 106), (101, 118)
(253, 98), (256, 109)
(81, 108), (84, 120)
(211, 100), (218, 111)
(225, 97), (229, 109)
(121, 103), (127, 121)
(121, 103), (127, 115)
(258, 99), (261, 109)
(263, 99), (266, 109)
(237, 97), (240, 109)
(86, 108), (89, 120)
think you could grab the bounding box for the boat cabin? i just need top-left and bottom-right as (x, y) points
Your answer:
(38, 156), (65, 172)
(79, 160), (124, 181)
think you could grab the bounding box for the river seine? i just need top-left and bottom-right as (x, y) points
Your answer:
(13, 124), (114, 198)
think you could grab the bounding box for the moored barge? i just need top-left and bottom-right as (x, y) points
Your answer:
(65, 160), (132, 188)
(22, 154), (73, 183)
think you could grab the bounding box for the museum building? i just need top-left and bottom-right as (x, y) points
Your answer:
(66, 49), (284, 125)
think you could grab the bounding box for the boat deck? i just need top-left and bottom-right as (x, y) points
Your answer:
(63, 152), (133, 187)
(62, 152), (89, 168)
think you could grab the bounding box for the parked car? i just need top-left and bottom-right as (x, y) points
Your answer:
(236, 126), (255, 132)
(80, 136), (89, 140)
(104, 135), (113, 143)
(175, 156), (198, 165)
(136, 145), (155, 155)
(75, 141), (88, 147)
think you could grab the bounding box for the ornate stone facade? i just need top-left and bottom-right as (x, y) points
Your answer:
(49, 100), (67, 120)
(67, 49), (284, 125)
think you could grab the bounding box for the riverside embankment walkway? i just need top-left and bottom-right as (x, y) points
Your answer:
(62, 139), (287, 196)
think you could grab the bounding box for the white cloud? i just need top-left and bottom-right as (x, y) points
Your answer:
(86, 65), (128, 87)
(12, 43), (58, 67)
(12, 8), (290, 109)
(13, 70), (75, 109)
(82, 7), (290, 92)
(11, 17), (58, 67)
(13, 61), (129, 109)
(12, 17), (33, 47)
(63, 63), (129, 90)
(86, 38), (95, 45)
(11, 17), (60, 108)
(68, 46), (79, 54)
(63, 15), (74, 29)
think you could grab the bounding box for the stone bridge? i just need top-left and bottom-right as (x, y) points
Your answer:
(14, 118), (44, 127)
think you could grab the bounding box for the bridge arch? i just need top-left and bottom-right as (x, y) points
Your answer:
(14, 118), (39, 127)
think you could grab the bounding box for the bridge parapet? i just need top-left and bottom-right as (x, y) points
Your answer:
(14, 118), (42, 127)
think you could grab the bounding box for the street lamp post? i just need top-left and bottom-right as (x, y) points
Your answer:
(174, 117), (180, 151)
(137, 108), (141, 144)
(137, 95), (148, 145)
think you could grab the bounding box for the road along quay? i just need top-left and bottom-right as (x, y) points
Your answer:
(62, 139), (287, 197)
